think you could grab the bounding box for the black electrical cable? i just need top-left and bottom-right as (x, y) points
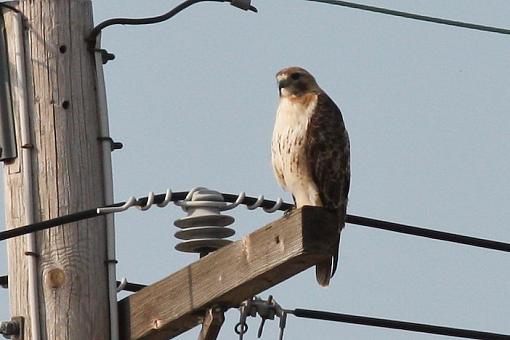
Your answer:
(1, 206), (102, 241)
(290, 308), (510, 340)
(6, 273), (509, 339)
(0, 191), (285, 241)
(88, 0), (220, 43)
(348, 215), (510, 252)
(6, 271), (506, 340)
(0, 274), (146, 292)
(86, 0), (257, 47)
(305, 0), (510, 36)
(0, 192), (181, 241)
(1, 191), (509, 254)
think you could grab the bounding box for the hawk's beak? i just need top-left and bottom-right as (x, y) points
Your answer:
(278, 78), (290, 95)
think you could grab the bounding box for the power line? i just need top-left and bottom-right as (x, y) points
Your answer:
(6, 271), (506, 340)
(5, 274), (508, 339)
(0, 191), (284, 241)
(86, 0), (257, 47)
(0, 206), (103, 241)
(0, 191), (509, 253)
(0, 275), (145, 293)
(305, 0), (510, 36)
(290, 308), (510, 340)
(6, 275), (509, 340)
(87, 0), (221, 45)
(349, 215), (510, 252)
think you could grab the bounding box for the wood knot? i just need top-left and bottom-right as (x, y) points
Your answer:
(46, 268), (65, 288)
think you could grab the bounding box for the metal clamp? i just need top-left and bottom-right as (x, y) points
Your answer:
(97, 136), (123, 151)
(235, 296), (287, 340)
(97, 196), (138, 214)
(94, 48), (115, 64)
(230, 0), (258, 12)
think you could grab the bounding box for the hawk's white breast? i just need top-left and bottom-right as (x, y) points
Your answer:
(271, 95), (322, 207)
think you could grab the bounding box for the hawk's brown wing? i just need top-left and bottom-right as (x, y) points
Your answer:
(305, 92), (350, 285)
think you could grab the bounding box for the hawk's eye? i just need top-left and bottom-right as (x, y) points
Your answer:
(290, 72), (301, 80)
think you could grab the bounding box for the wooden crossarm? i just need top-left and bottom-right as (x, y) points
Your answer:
(118, 206), (338, 340)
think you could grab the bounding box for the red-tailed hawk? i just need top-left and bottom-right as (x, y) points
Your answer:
(271, 66), (350, 287)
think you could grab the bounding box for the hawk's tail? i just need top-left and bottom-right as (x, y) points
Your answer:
(315, 258), (333, 287)
(315, 221), (343, 287)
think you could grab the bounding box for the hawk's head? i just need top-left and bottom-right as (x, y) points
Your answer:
(276, 66), (321, 98)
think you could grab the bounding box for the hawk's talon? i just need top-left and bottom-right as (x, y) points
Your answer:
(283, 206), (295, 217)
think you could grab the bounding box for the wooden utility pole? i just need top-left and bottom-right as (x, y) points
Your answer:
(3, 1), (110, 339)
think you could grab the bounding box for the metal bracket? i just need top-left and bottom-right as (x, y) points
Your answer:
(230, 0), (258, 12)
(97, 136), (123, 151)
(0, 12), (18, 162)
(0, 316), (23, 339)
(94, 48), (115, 64)
(235, 296), (287, 340)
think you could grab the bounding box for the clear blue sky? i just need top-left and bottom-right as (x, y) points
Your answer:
(1, 1), (509, 339)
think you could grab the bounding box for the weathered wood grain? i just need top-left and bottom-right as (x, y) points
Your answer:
(3, 1), (110, 339)
(118, 207), (338, 340)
